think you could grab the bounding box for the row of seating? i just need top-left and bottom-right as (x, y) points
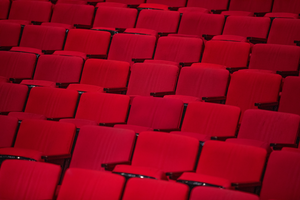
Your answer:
(0, 137), (299, 199)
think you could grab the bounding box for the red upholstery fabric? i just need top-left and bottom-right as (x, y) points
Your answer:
(67, 59), (130, 93)
(178, 7), (210, 14)
(221, 11), (254, 16)
(267, 18), (300, 45)
(8, 112), (47, 121)
(113, 131), (199, 179)
(172, 102), (240, 141)
(0, 119), (76, 160)
(63, 29), (111, 56)
(123, 178), (189, 200)
(145, 0), (186, 7)
(96, 2), (127, 7)
(18, 25), (66, 51)
(164, 66), (229, 103)
(0, 51), (37, 80)
(178, 140), (267, 188)
(0, 160), (61, 200)
(134, 9), (180, 34)
(8, 1), (52, 23)
(57, 168), (125, 200)
(21, 54), (84, 87)
(212, 34), (248, 42)
(93, 7), (137, 29)
(190, 187), (260, 200)
(249, 44), (300, 72)
(13, 87), (78, 119)
(225, 70), (282, 120)
(108, 33), (156, 64)
(278, 76), (300, 115)
(227, 109), (300, 149)
(10, 46), (43, 55)
(187, 0), (229, 11)
(138, 3), (169, 10)
(260, 151), (300, 200)
(0, 83), (28, 113)
(0, 21), (21, 47)
(264, 12), (299, 19)
(60, 93), (130, 128)
(41, 22), (73, 29)
(106, 0), (144, 4)
(178, 13), (225, 37)
(154, 35), (203, 64)
(126, 63), (179, 96)
(69, 126), (135, 171)
(0, 0), (9, 19)
(0, 147), (43, 161)
(272, 0), (300, 14)
(51, 4), (94, 26)
(0, 115), (18, 148)
(201, 40), (251, 69)
(124, 28), (158, 36)
(54, 50), (87, 60)
(115, 96), (183, 132)
(228, 0), (272, 13)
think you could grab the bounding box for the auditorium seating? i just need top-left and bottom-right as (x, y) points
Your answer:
(186, 0), (229, 13)
(0, 115), (18, 148)
(0, 21), (22, 48)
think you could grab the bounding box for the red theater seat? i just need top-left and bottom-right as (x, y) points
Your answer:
(0, 115), (18, 148)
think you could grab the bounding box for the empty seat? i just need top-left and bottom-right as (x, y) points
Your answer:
(190, 187), (259, 200)
(260, 150), (300, 200)
(201, 40), (251, 69)
(8, 1), (52, 25)
(122, 178), (189, 200)
(227, 0), (273, 15)
(126, 63), (179, 97)
(125, 9), (180, 35)
(107, 33), (156, 64)
(67, 59), (130, 93)
(68, 126), (135, 170)
(93, 7), (137, 30)
(0, 160), (61, 200)
(0, 119), (75, 161)
(249, 44), (300, 74)
(0, 83), (28, 114)
(163, 65), (229, 103)
(186, 0), (229, 12)
(113, 131), (199, 180)
(0, 21), (22, 47)
(0, 115), (18, 148)
(171, 102), (240, 141)
(20, 54), (84, 88)
(0, 51), (38, 81)
(267, 18), (300, 45)
(177, 140), (267, 189)
(60, 93), (130, 128)
(115, 96), (183, 133)
(272, 0), (300, 14)
(0, 0), (9, 19)
(57, 168), (125, 200)
(226, 109), (300, 150)
(9, 87), (78, 120)
(177, 13), (225, 39)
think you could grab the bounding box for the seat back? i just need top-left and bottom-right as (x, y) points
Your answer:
(57, 168), (125, 200)
(0, 115), (18, 148)
(272, 0), (300, 14)
(106, 0), (144, 4)
(14, 119), (75, 156)
(146, 0), (186, 7)
(228, 0), (272, 13)
(187, 0), (229, 11)
(196, 140), (267, 183)
(127, 63), (179, 96)
(178, 13), (225, 37)
(70, 126), (135, 170)
(0, 160), (61, 200)
(0, 83), (28, 113)
(0, 21), (22, 47)
(0, 0), (9, 19)
(260, 151), (300, 200)
(279, 76), (300, 115)
(201, 40), (251, 69)
(75, 93), (130, 124)
(24, 87), (78, 119)
(249, 44), (300, 72)
(122, 178), (189, 200)
(127, 96), (184, 130)
(238, 109), (300, 145)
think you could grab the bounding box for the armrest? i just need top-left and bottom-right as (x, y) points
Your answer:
(276, 70), (299, 77)
(270, 143), (298, 150)
(103, 87), (127, 93)
(101, 161), (131, 171)
(132, 58), (147, 63)
(0, 46), (12, 50)
(74, 24), (92, 29)
(99, 122), (126, 127)
(210, 136), (236, 141)
(255, 102), (278, 110)
(9, 78), (27, 84)
(92, 28), (118, 35)
(0, 154), (36, 162)
(87, 54), (107, 59)
(294, 41), (300, 46)
(153, 128), (181, 132)
(226, 67), (248, 73)
(202, 96), (226, 103)
(202, 34), (215, 40)
(41, 154), (71, 161)
(150, 91), (175, 97)
(231, 182), (261, 189)
(247, 37), (267, 44)
(166, 170), (193, 180)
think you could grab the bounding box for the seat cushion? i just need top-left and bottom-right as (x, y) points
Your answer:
(8, 112), (47, 121)
(67, 84), (104, 93)
(114, 124), (153, 133)
(59, 118), (98, 129)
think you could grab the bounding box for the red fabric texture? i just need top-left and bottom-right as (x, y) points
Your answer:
(272, 0), (300, 14)
(0, 21), (21, 47)
(187, 0), (229, 11)
(228, 0), (272, 13)
(0, 115), (18, 148)
(0, 83), (28, 112)
(145, 0), (186, 7)
(0, 0), (9, 19)
(279, 76), (300, 115)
